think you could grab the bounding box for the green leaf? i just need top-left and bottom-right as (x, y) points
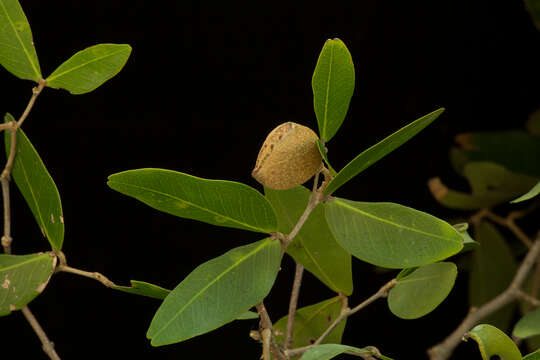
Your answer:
(235, 310), (259, 320)
(469, 221), (517, 331)
(147, 238), (281, 346)
(265, 186), (353, 295)
(388, 262), (457, 319)
(108, 168), (277, 233)
(453, 223), (479, 253)
(523, 349), (540, 360)
(274, 297), (347, 354)
(0, 252), (55, 316)
(317, 140), (337, 177)
(455, 130), (540, 178)
(324, 198), (463, 268)
(325, 108), (444, 195)
(312, 38), (354, 142)
(0, 0), (41, 81)
(465, 324), (522, 360)
(299, 344), (371, 360)
(511, 181), (540, 203)
(112, 280), (170, 300)
(513, 307), (540, 339)
(5, 113), (64, 251)
(46, 43), (131, 94)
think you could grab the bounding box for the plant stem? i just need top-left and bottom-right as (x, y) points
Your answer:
(256, 302), (286, 360)
(517, 290), (540, 307)
(471, 208), (533, 248)
(56, 265), (117, 288)
(427, 234), (540, 360)
(21, 306), (61, 360)
(285, 262), (304, 349)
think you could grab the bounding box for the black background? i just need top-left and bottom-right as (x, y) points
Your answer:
(2, 1), (539, 359)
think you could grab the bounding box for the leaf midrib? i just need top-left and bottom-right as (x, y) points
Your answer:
(0, 1), (40, 79)
(109, 180), (267, 233)
(334, 199), (459, 243)
(0, 254), (50, 272)
(46, 46), (129, 82)
(150, 239), (272, 340)
(322, 42), (334, 141)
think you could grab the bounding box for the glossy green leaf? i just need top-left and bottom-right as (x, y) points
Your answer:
(513, 307), (540, 339)
(113, 280), (170, 300)
(523, 349), (540, 360)
(147, 238), (281, 346)
(312, 38), (354, 142)
(5, 113), (64, 251)
(465, 324), (522, 360)
(235, 310), (259, 320)
(108, 168), (277, 233)
(455, 130), (540, 178)
(324, 197), (463, 268)
(388, 262), (457, 319)
(299, 344), (371, 360)
(325, 108), (444, 195)
(511, 181), (540, 203)
(265, 186), (353, 295)
(0, 0), (41, 81)
(317, 140), (337, 177)
(274, 297), (346, 354)
(469, 221), (517, 331)
(46, 44), (131, 94)
(453, 223), (479, 253)
(0, 252), (55, 316)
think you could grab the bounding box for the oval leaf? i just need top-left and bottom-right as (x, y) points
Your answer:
(0, 252), (55, 316)
(46, 43), (131, 94)
(113, 280), (170, 300)
(265, 186), (353, 295)
(469, 221), (517, 330)
(465, 324), (522, 360)
(147, 238), (281, 346)
(299, 344), (372, 360)
(324, 198), (463, 268)
(523, 349), (540, 360)
(388, 262), (457, 319)
(511, 181), (540, 203)
(325, 108), (444, 195)
(108, 168), (277, 233)
(5, 113), (64, 251)
(312, 38), (354, 142)
(513, 307), (540, 339)
(0, 0), (41, 81)
(274, 297), (347, 353)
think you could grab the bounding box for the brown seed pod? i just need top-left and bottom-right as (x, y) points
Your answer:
(252, 122), (322, 190)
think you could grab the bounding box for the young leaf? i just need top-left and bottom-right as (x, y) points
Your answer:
(273, 297), (347, 354)
(0, 0), (41, 81)
(523, 349), (540, 360)
(4, 113), (64, 251)
(299, 344), (372, 360)
(388, 262), (457, 319)
(147, 238), (281, 346)
(0, 252), (56, 316)
(46, 43), (131, 94)
(312, 38), (354, 142)
(469, 221), (517, 331)
(324, 198), (463, 268)
(235, 310), (259, 320)
(324, 108), (444, 195)
(112, 280), (170, 300)
(455, 130), (540, 178)
(265, 186), (353, 295)
(453, 223), (479, 253)
(108, 168), (277, 233)
(511, 181), (540, 203)
(513, 307), (540, 339)
(465, 324), (522, 360)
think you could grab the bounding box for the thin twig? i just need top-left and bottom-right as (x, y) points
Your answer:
(285, 280), (396, 358)
(56, 265), (117, 288)
(21, 306), (61, 360)
(427, 235), (540, 360)
(471, 209), (533, 248)
(517, 290), (540, 307)
(285, 262), (304, 349)
(256, 302), (286, 360)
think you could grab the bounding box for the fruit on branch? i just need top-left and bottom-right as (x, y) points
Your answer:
(252, 122), (322, 190)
